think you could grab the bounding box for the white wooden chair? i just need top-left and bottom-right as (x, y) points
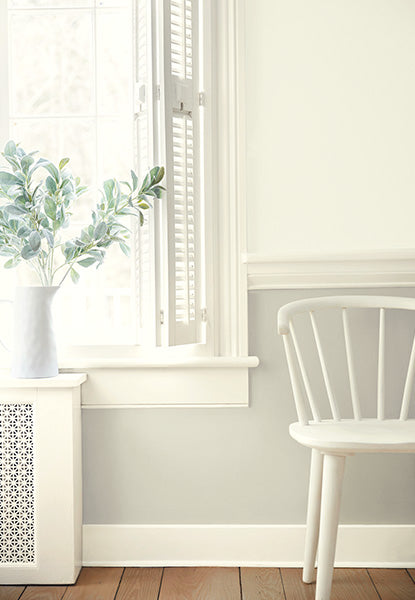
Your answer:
(278, 295), (415, 600)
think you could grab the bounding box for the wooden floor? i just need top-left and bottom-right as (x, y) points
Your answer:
(0, 567), (414, 600)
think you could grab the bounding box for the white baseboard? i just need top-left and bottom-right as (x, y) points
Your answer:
(82, 524), (415, 568)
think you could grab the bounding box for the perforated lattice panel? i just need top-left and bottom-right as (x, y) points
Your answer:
(0, 403), (35, 564)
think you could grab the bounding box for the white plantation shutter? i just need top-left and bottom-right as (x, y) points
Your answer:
(162, 0), (203, 345)
(133, 0), (157, 344)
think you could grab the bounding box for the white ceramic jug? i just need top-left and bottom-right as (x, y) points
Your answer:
(0, 286), (59, 378)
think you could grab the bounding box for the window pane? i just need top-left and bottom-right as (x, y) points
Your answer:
(9, 11), (94, 116)
(96, 8), (133, 115)
(6, 1), (137, 346)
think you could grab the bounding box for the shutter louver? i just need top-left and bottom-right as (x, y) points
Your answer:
(163, 0), (202, 345)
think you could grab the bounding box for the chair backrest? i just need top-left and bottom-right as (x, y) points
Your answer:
(278, 295), (415, 425)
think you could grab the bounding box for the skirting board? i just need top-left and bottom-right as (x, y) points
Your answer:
(82, 524), (415, 568)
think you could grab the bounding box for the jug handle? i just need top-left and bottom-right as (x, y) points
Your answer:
(0, 299), (13, 352)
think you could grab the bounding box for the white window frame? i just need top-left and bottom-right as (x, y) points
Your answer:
(0, 0), (258, 406)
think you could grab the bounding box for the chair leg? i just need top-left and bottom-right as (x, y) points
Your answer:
(315, 453), (346, 600)
(303, 449), (324, 583)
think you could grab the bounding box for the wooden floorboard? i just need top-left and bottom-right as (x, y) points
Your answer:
(240, 568), (284, 600)
(61, 567), (123, 600)
(1, 567), (415, 599)
(281, 567), (380, 600)
(115, 568), (163, 600)
(0, 587), (25, 600)
(368, 568), (415, 600)
(20, 587), (66, 600)
(158, 567), (241, 600)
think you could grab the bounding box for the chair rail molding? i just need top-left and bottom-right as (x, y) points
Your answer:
(245, 250), (415, 290)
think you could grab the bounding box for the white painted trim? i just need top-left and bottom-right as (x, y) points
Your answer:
(0, 0), (9, 146)
(0, 373), (87, 389)
(212, 0), (248, 356)
(245, 250), (415, 290)
(59, 356), (259, 370)
(82, 524), (415, 568)
(78, 364), (253, 407)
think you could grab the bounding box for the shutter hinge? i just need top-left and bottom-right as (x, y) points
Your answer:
(156, 85), (161, 101)
(201, 308), (208, 322)
(160, 309), (165, 325)
(134, 83), (146, 114)
(198, 92), (206, 107)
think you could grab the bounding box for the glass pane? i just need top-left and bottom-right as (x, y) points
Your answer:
(10, 116), (95, 186)
(9, 11), (94, 115)
(8, 1), (93, 9)
(96, 8), (133, 115)
(97, 117), (134, 183)
(6, 0), (138, 347)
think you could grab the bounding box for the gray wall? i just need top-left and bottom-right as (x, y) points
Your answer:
(83, 288), (415, 525)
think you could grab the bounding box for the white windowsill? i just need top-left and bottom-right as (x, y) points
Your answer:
(0, 357), (259, 407)
(59, 356), (259, 370)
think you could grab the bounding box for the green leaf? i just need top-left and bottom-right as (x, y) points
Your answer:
(4, 156), (20, 171)
(21, 155), (34, 173)
(43, 229), (54, 248)
(140, 172), (150, 191)
(103, 179), (114, 201)
(77, 257), (97, 268)
(0, 172), (22, 188)
(44, 197), (56, 220)
(119, 242), (130, 257)
(131, 170), (138, 191)
(59, 157), (70, 170)
(4, 140), (17, 157)
(150, 166), (165, 185)
(94, 221), (107, 240)
(29, 230), (41, 252)
(4, 257), (18, 269)
(41, 161), (60, 182)
(17, 226), (31, 238)
(70, 268), (80, 284)
(21, 245), (36, 260)
(4, 204), (27, 216)
(45, 176), (57, 194)
(80, 229), (90, 243)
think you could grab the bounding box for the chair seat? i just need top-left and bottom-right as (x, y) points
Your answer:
(289, 419), (415, 453)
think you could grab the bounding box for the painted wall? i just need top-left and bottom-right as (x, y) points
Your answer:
(83, 287), (415, 524)
(245, 0), (415, 255)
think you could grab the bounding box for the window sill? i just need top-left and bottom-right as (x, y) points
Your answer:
(58, 356), (259, 370)
(59, 356), (259, 408)
(0, 354), (259, 407)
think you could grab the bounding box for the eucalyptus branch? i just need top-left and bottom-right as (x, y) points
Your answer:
(0, 140), (164, 287)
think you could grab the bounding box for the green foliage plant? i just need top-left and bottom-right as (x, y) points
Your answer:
(0, 141), (164, 286)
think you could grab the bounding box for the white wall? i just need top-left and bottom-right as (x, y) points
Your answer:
(246, 0), (415, 255)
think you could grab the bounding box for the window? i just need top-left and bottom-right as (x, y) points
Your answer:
(0, 0), (251, 370)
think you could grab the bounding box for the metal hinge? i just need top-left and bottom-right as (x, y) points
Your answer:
(156, 85), (161, 101)
(160, 309), (165, 325)
(198, 92), (206, 107)
(201, 308), (208, 322)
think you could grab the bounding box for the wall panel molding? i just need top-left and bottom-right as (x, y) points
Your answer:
(245, 250), (415, 290)
(83, 524), (415, 567)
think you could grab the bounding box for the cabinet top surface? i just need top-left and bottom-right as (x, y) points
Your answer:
(0, 373), (87, 389)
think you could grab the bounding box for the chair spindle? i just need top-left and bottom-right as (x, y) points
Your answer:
(400, 329), (415, 420)
(342, 308), (361, 420)
(282, 334), (309, 426)
(290, 322), (321, 422)
(310, 311), (341, 421)
(377, 308), (386, 420)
